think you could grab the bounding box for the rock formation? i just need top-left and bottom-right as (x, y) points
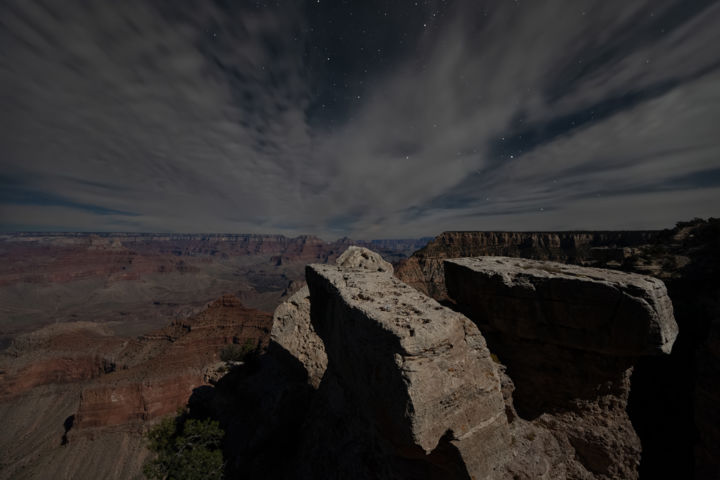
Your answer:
(334, 244), (394, 273)
(208, 247), (677, 479)
(395, 231), (657, 301)
(444, 257), (677, 356)
(270, 286), (325, 388)
(302, 262), (510, 479)
(396, 218), (719, 479)
(444, 257), (678, 479)
(270, 245), (392, 390)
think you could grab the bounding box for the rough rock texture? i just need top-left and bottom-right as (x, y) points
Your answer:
(270, 246), (391, 389)
(445, 257), (679, 480)
(303, 263), (510, 479)
(198, 248), (514, 479)
(335, 245), (394, 273)
(395, 231), (657, 301)
(444, 257), (678, 356)
(390, 220), (720, 479)
(270, 286), (326, 388)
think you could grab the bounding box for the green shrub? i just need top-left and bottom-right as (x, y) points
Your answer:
(143, 412), (224, 480)
(219, 339), (255, 363)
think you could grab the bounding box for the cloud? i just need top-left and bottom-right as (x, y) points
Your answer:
(1, 0), (719, 238)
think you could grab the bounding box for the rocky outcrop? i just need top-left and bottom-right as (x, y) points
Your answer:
(335, 245), (394, 273)
(395, 231), (657, 300)
(444, 257), (679, 479)
(270, 246), (393, 390)
(270, 286), (326, 388)
(444, 257), (677, 356)
(395, 219), (719, 479)
(302, 263), (510, 479)
(208, 246), (678, 479)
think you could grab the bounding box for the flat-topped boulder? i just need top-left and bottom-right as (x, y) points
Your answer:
(306, 263), (510, 479)
(444, 256), (678, 356)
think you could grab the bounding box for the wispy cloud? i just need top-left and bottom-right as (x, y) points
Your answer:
(1, 0), (719, 238)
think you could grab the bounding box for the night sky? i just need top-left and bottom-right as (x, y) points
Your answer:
(1, 1), (719, 238)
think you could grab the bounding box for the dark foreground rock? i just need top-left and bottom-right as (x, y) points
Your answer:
(445, 256), (679, 480)
(302, 263), (510, 479)
(196, 247), (678, 479)
(444, 257), (677, 356)
(394, 219), (719, 479)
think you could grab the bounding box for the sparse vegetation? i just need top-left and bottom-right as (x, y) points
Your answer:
(220, 339), (256, 363)
(143, 410), (225, 480)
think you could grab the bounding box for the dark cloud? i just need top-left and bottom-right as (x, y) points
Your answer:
(1, 0), (719, 237)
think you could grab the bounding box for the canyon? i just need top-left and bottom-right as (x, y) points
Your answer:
(0, 220), (717, 479)
(192, 247), (680, 479)
(0, 232), (429, 344)
(0, 235), (424, 479)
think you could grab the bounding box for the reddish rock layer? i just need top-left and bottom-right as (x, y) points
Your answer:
(74, 294), (272, 429)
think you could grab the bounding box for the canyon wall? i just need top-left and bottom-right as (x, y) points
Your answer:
(0, 294), (271, 480)
(0, 232), (426, 344)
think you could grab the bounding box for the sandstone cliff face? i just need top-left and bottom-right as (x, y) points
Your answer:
(270, 286), (325, 389)
(0, 323), (123, 400)
(269, 245), (393, 390)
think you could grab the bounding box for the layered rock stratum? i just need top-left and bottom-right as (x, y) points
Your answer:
(0, 232), (428, 344)
(0, 294), (271, 480)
